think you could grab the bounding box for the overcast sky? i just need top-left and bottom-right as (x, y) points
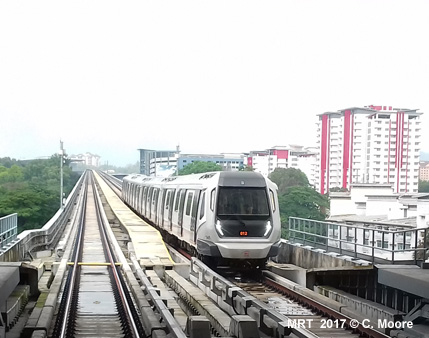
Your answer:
(1, 1), (428, 166)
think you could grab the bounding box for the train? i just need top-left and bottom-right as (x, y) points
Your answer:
(122, 171), (281, 268)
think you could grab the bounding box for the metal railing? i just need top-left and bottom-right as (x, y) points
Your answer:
(0, 173), (85, 262)
(288, 217), (429, 265)
(0, 213), (18, 249)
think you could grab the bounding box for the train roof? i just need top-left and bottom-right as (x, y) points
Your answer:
(123, 171), (268, 186)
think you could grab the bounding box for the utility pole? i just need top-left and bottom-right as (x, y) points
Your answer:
(60, 140), (64, 209)
(175, 144), (180, 176)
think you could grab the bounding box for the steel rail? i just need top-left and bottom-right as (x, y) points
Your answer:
(263, 271), (390, 338)
(92, 177), (142, 337)
(53, 172), (142, 337)
(97, 170), (122, 195)
(53, 172), (89, 338)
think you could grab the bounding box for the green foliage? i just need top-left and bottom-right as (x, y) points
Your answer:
(279, 186), (329, 221)
(268, 167), (329, 239)
(0, 157), (25, 168)
(178, 161), (222, 175)
(268, 167), (309, 195)
(239, 165), (254, 171)
(419, 180), (429, 193)
(0, 156), (80, 233)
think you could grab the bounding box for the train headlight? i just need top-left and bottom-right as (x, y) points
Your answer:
(215, 219), (224, 236)
(264, 220), (272, 237)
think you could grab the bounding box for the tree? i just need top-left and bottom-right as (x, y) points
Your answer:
(268, 167), (309, 195)
(279, 186), (329, 221)
(278, 186), (329, 239)
(178, 161), (222, 175)
(419, 180), (429, 193)
(239, 165), (254, 171)
(0, 156), (80, 232)
(268, 167), (329, 239)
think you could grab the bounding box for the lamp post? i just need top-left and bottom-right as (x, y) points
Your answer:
(175, 144), (180, 176)
(60, 140), (64, 209)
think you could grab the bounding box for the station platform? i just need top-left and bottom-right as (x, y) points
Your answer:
(93, 171), (173, 267)
(377, 265), (429, 299)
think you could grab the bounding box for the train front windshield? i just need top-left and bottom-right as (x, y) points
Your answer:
(217, 187), (270, 219)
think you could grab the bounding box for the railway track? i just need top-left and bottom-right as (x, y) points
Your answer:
(180, 259), (391, 338)
(93, 172), (391, 338)
(51, 172), (144, 338)
(97, 170), (122, 195)
(231, 274), (364, 338)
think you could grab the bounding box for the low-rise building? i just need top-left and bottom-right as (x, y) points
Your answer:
(420, 161), (429, 181)
(138, 148), (245, 176)
(246, 145), (317, 183)
(329, 183), (429, 227)
(69, 152), (101, 167)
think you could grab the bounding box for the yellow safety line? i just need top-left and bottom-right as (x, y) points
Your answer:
(67, 262), (122, 266)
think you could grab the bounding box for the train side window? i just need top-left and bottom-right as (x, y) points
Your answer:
(199, 191), (206, 219)
(185, 191), (194, 216)
(174, 189), (181, 211)
(210, 189), (216, 211)
(269, 189), (276, 212)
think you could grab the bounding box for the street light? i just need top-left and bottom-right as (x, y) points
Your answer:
(60, 140), (65, 209)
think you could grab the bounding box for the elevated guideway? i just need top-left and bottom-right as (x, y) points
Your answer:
(1, 171), (429, 338)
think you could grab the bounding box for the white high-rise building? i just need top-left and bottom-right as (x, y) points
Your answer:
(315, 105), (422, 194)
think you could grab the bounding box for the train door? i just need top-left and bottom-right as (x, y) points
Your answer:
(140, 186), (145, 214)
(177, 189), (186, 237)
(132, 184), (137, 208)
(122, 181), (128, 203)
(151, 188), (159, 223)
(146, 187), (153, 220)
(182, 190), (195, 240)
(159, 189), (165, 227)
(182, 190), (200, 243)
(135, 186), (140, 213)
(171, 189), (180, 234)
(195, 190), (206, 242)
(142, 186), (147, 216)
(168, 188), (175, 231)
(137, 186), (142, 214)
(162, 189), (172, 228)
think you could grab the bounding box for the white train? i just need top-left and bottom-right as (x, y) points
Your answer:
(122, 171), (281, 267)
